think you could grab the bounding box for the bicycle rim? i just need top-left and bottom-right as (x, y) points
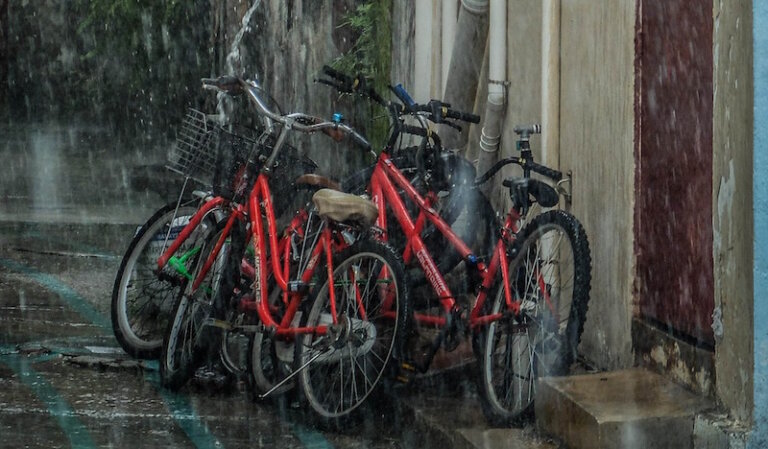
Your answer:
(478, 210), (591, 425)
(161, 225), (231, 389)
(296, 243), (406, 421)
(112, 204), (201, 358)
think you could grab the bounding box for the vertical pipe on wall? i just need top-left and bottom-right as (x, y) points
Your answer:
(414, 0), (433, 101)
(442, 0), (458, 93)
(441, 0), (489, 150)
(476, 0), (506, 192)
(541, 0), (560, 178)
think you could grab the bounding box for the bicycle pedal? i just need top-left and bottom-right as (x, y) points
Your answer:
(395, 361), (418, 384)
(203, 318), (232, 330)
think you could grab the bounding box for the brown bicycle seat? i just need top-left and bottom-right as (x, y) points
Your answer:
(312, 189), (378, 228)
(295, 174), (341, 191)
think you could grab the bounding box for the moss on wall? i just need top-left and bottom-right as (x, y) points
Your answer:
(331, 0), (393, 150)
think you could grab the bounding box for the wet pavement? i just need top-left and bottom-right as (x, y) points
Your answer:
(0, 214), (409, 448)
(0, 123), (559, 448)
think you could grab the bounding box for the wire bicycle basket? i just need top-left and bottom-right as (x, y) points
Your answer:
(167, 108), (319, 203)
(166, 108), (260, 199)
(166, 109), (219, 185)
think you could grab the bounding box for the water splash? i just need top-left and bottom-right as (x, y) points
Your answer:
(217, 0), (263, 125)
(225, 0), (263, 77)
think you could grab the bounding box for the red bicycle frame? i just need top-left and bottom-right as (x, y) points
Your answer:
(155, 172), (349, 341)
(370, 152), (547, 330)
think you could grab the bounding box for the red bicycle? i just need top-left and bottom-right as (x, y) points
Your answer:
(157, 76), (410, 428)
(318, 69), (592, 426)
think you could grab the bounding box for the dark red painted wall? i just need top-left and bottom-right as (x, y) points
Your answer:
(635, 0), (714, 344)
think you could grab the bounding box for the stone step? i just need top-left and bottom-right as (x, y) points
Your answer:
(535, 368), (715, 449)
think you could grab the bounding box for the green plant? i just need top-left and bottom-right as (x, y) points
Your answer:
(332, 0), (392, 150)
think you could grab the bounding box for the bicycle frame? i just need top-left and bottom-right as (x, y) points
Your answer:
(370, 152), (552, 330)
(241, 174), (343, 337)
(156, 74), (391, 353)
(154, 177), (344, 342)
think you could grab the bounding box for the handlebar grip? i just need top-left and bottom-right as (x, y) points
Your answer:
(528, 161), (562, 181)
(444, 109), (481, 124)
(317, 78), (351, 93)
(347, 129), (372, 152)
(391, 84), (416, 107)
(201, 76), (241, 93)
(400, 124), (428, 137)
(322, 65), (353, 85)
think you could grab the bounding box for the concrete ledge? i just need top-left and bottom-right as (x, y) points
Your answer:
(535, 368), (714, 449)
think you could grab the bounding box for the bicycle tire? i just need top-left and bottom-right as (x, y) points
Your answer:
(160, 221), (231, 390)
(475, 209), (591, 426)
(111, 202), (212, 359)
(293, 239), (410, 428)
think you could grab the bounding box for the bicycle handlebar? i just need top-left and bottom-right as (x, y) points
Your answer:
(474, 157), (563, 186)
(408, 101), (481, 125)
(202, 76), (372, 153)
(320, 65), (386, 106)
(319, 67), (479, 127)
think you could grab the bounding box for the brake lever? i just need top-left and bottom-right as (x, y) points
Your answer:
(442, 120), (462, 133)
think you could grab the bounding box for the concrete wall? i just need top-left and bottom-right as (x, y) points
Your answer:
(751, 1), (768, 445)
(557, 1), (636, 370)
(227, 0), (376, 174)
(712, 0), (754, 424)
(391, 1), (415, 93)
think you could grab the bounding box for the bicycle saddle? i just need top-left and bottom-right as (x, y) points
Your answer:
(312, 189), (379, 228)
(295, 174), (342, 191)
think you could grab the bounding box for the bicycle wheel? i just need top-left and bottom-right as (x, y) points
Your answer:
(294, 239), (409, 427)
(160, 222), (232, 390)
(248, 329), (296, 399)
(218, 309), (251, 376)
(476, 209), (591, 426)
(111, 202), (213, 359)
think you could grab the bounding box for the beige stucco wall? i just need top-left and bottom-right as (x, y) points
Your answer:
(712, 0), (753, 422)
(557, 1), (636, 370)
(465, 0), (634, 369)
(452, 0), (634, 369)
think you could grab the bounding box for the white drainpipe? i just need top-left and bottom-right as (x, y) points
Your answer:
(442, 0), (459, 93)
(476, 0), (506, 192)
